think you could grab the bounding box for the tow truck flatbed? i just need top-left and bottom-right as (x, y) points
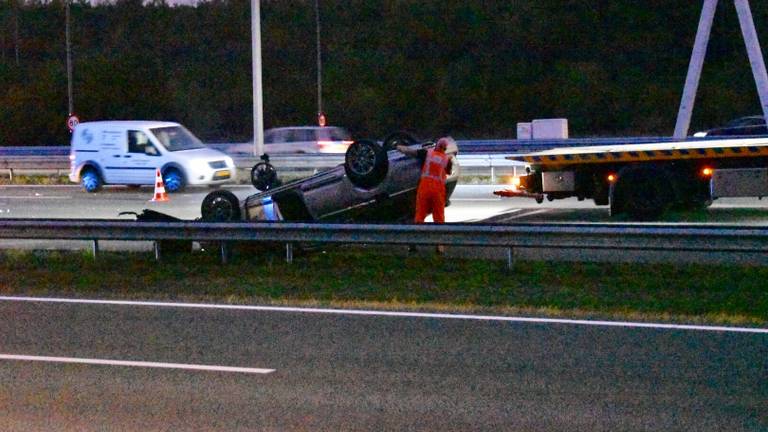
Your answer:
(507, 137), (768, 166)
(497, 136), (768, 220)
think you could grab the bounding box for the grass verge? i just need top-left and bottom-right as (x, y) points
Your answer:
(0, 247), (765, 326)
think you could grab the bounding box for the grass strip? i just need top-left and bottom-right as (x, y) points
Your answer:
(0, 247), (765, 326)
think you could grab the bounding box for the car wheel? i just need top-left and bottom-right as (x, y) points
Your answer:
(382, 131), (417, 152)
(201, 190), (241, 222)
(81, 168), (102, 193)
(344, 139), (389, 188)
(163, 168), (185, 193)
(251, 161), (280, 191)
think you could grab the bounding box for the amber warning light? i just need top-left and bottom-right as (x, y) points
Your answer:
(701, 167), (714, 177)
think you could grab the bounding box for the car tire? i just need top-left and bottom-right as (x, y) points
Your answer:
(163, 168), (185, 193)
(382, 131), (417, 152)
(251, 161), (280, 191)
(201, 190), (241, 222)
(81, 168), (102, 193)
(344, 139), (389, 188)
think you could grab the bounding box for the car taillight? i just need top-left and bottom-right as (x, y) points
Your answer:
(318, 140), (353, 153)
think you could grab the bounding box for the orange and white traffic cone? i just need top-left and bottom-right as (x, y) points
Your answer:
(150, 168), (169, 202)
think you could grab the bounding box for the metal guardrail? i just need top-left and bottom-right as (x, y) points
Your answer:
(0, 153), (525, 181)
(0, 136), (728, 157)
(0, 135), (738, 176)
(0, 219), (766, 266)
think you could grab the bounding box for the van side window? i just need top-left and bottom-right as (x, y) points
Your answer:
(128, 131), (160, 155)
(128, 131), (151, 153)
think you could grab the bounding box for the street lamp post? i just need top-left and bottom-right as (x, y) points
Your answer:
(65, 0), (73, 116)
(251, 0), (264, 156)
(315, 0), (323, 123)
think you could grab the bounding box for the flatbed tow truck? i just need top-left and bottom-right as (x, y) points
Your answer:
(494, 136), (768, 220)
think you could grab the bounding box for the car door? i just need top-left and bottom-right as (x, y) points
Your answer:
(126, 130), (161, 184)
(98, 128), (127, 183)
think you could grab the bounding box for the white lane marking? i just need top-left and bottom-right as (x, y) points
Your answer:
(0, 296), (765, 334)
(0, 196), (69, 199)
(0, 354), (274, 374)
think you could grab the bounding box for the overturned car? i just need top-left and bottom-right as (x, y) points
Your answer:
(200, 133), (460, 223)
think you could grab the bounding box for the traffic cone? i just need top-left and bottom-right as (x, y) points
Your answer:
(150, 168), (169, 202)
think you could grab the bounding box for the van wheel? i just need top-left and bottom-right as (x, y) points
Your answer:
(81, 169), (102, 193)
(344, 140), (388, 188)
(163, 169), (185, 193)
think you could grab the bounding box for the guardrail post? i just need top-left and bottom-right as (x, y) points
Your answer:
(8, 169), (13, 183)
(154, 241), (161, 262)
(220, 242), (228, 264)
(286, 243), (293, 263)
(92, 239), (99, 260)
(506, 246), (514, 271)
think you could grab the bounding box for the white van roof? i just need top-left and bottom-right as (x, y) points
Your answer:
(77, 120), (181, 129)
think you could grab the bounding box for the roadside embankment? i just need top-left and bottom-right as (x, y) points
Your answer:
(1, 248), (764, 327)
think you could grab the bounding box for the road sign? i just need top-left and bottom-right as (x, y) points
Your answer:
(67, 114), (80, 132)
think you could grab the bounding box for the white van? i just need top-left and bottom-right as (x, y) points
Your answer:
(69, 121), (236, 192)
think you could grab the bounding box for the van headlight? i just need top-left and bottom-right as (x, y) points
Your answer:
(190, 160), (211, 171)
(207, 159), (232, 169)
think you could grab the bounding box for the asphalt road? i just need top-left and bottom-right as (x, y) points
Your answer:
(2, 183), (768, 222)
(0, 297), (765, 431)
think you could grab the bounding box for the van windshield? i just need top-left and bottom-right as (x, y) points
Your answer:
(150, 126), (207, 152)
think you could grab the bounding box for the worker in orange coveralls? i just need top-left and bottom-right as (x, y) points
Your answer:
(397, 137), (456, 253)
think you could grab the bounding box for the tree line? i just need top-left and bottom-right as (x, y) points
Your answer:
(0, 0), (766, 146)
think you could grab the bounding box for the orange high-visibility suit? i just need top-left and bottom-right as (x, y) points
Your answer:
(414, 148), (452, 223)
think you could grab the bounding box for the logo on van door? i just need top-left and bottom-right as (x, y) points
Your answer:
(81, 128), (93, 144)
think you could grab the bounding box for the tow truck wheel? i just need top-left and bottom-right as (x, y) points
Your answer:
(345, 139), (389, 188)
(612, 165), (673, 220)
(382, 131), (417, 152)
(251, 161), (280, 191)
(201, 190), (241, 222)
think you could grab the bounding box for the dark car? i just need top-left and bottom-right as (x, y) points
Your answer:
(199, 132), (460, 223)
(694, 115), (768, 137)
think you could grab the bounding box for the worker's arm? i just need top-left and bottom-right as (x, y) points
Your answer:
(396, 144), (419, 157)
(446, 155), (455, 175)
